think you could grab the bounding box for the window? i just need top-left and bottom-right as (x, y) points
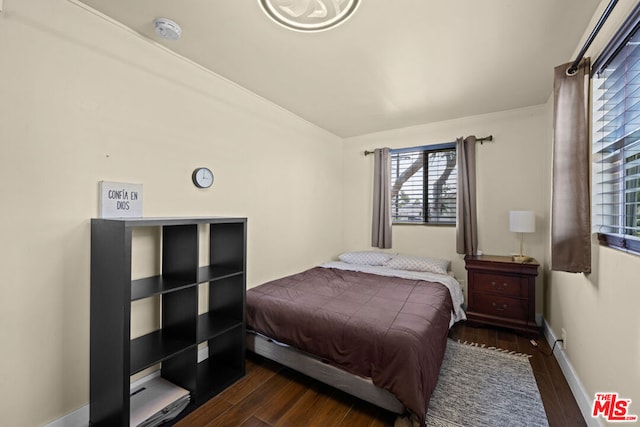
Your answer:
(592, 7), (640, 254)
(390, 143), (457, 224)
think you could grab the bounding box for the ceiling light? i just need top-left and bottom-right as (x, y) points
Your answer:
(153, 18), (182, 40)
(258, 0), (360, 32)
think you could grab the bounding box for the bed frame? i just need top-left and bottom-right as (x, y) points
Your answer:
(246, 331), (405, 414)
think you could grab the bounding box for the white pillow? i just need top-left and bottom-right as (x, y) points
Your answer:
(338, 251), (394, 266)
(386, 254), (450, 275)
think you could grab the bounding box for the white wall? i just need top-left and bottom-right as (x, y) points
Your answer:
(543, 0), (640, 416)
(342, 106), (550, 306)
(0, 1), (343, 425)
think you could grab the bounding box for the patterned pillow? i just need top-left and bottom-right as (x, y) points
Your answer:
(386, 254), (450, 275)
(338, 251), (394, 266)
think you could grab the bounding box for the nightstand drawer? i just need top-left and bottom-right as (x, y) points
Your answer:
(474, 294), (527, 320)
(472, 272), (524, 297)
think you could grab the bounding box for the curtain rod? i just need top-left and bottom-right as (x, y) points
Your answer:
(566, 0), (618, 75)
(363, 135), (493, 156)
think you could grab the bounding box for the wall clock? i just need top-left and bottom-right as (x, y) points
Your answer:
(192, 167), (214, 188)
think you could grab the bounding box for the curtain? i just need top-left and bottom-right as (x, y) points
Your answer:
(456, 136), (478, 255)
(551, 59), (591, 273)
(372, 147), (392, 248)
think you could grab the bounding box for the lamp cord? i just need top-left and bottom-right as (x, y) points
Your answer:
(531, 338), (564, 356)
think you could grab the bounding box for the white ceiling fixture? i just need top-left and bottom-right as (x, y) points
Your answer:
(153, 17), (182, 40)
(258, 0), (360, 32)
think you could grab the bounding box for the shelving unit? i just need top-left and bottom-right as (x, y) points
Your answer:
(90, 217), (247, 426)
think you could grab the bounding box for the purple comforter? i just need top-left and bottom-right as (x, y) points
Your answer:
(246, 267), (453, 421)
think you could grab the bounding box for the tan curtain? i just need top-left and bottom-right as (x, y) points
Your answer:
(552, 59), (591, 273)
(372, 147), (392, 248)
(456, 136), (478, 255)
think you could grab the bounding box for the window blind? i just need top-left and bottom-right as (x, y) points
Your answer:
(390, 144), (456, 224)
(593, 23), (640, 253)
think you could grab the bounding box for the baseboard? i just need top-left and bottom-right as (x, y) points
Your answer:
(542, 319), (602, 427)
(43, 405), (89, 427)
(46, 347), (210, 426)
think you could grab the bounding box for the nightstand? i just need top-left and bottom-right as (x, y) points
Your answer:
(464, 255), (539, 337)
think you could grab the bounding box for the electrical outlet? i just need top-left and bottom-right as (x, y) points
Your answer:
(561, 328), (567, 350)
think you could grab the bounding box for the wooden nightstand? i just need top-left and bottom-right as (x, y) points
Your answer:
(464, 254), (540, 337)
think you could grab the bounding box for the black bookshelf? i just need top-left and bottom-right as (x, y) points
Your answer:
(90, 217), (247, 426)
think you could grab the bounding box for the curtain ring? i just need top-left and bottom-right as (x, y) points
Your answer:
(565, 66), (578, 77)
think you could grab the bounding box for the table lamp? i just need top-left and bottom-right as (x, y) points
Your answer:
(509, 210), (535, 262)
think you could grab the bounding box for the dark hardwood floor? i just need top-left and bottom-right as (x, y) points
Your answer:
(176, 323), (586, 427)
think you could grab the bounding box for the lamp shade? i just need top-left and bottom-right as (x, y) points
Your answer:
(509, 211), (535, 233)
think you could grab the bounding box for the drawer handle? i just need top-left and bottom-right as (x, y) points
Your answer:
(492, 302), (508, 311)
(491, 281), (509, 289)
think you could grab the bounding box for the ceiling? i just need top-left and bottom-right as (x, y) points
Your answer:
(76, 0), (601, 138)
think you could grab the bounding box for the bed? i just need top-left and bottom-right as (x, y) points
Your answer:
(245, 252), (466, 424)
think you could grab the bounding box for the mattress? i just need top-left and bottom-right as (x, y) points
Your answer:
(246, 264), (462, 422)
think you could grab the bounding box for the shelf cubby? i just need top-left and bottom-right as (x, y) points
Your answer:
(197, 265), (243, 283)
(130, 330), (195, 375)
(131, 275), (197, 301)
(197, 312), (243, 343)
(196, 325), (245, 404)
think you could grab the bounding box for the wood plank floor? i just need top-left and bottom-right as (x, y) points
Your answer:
(176, 323), (586, 427)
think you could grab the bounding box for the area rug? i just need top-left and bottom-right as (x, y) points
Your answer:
(424, 340), (549, 427)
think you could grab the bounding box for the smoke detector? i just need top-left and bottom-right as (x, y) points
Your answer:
(153, 18), (182, 40)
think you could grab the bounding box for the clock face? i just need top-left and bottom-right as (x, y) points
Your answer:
(192, 167), (214, 188)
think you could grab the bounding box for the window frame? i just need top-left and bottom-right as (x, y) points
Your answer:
(592, 3), (640, 255)
(390, 142), (457, 226)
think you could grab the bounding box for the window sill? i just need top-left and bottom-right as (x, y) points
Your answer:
(597, 233), (640, 256)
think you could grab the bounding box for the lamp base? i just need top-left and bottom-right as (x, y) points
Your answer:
(512, 255), (531, 263)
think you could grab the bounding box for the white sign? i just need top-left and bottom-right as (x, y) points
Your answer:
(99, 181), (143, 218)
